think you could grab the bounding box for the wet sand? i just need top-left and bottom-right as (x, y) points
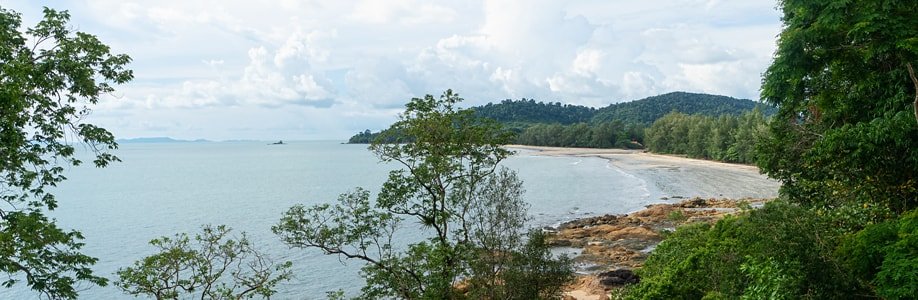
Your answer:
(506, 145), (780, 201)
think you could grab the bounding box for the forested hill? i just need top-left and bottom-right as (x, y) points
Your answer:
(472, 99), (596, 125)
(591, 92), (774, 124)
(348, 91), (773, 144)
(471, 91), (772, 126)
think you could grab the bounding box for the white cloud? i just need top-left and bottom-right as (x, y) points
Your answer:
(2, 0), (781, 139)
(572, 49), (605, 77)
(344, 63), (415, 108)
(112, 42), (335, 111)
(203, 59), (225, 67)
(273, 29), (336, 68)
(349, 0), (458, 25)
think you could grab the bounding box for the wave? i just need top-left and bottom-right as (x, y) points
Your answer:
(606, 162), (652, 198)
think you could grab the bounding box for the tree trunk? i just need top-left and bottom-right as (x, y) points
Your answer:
(907, 63), (918, 125)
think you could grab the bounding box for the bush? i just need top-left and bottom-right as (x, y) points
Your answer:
(499, 230), (575, 299)
(627, 201), (865, 299)
(837, 209), (918, 299)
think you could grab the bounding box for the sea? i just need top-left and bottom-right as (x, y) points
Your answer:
(1, 141), (662, 299)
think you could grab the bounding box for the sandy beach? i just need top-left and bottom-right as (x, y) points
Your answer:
(507, 145), (780, 200)
(505, 145), (781, 300)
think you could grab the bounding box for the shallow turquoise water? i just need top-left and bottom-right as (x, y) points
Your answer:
(2, 141), (659, 299)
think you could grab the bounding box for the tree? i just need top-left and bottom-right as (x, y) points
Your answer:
(1, 7), (132, 298)
(643, 111), (766, 164)
(835, 208), (918, 299)
(273, 90), (572, 299)
(116, 225), (293, 300)
(757, 0), (918, 220)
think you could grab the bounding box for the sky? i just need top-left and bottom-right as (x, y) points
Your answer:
(3, 0), (783, 141)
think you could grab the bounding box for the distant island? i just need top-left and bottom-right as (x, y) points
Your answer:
(117, 137), (212, 143)
(117, 137), (294, 144)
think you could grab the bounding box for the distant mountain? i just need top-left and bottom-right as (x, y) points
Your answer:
(347, 91), (775, 143)
(590, 92), (775, 124)
(117, 137), (210, 143)
(470, 92), (773, 127)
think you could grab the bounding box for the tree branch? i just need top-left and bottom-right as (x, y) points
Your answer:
(907, 63), (918, 125)
(303, 241), (424, 297)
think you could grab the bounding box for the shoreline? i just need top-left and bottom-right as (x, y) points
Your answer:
(506, 144), (762, 172)
(549, 197), (769, 300)
(505, 145), (780, 300)
(506, 145), (779, 201)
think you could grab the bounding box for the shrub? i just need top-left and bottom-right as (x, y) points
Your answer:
(627, 201), (865, 299)
(837, 209), (918, 299)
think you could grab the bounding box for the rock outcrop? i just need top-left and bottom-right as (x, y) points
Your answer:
(558, 197), (768, 299)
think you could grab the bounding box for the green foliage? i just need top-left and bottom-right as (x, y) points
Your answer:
(873, 231), (918, 300)
(325, 289), (347, 300)
(0, 6), (132, 298)
(347, 129), (377, 144)
(837, 209), (918, 299)
(591, 92), (775, 124)
(644, 110), (768, 164)
(626, 222), (725, 300)
(666, 209), (687, 223)
(634, 2), (918, 299)
(467, 230), (574, 300)
(757, 0), (918, 216)
(739, 256), (802, 300)
(116, 225), (292, 300)
(349, 92), (769, 150)
(486, 92), (767, 150)
(502, 230), (574, 299)
(627, 201), (864, 300)
(474, 99), (596, 125)
(515, 121), (645, 149)
(836, 221), (898, 280)
(473, 92), (768, 128)
(275, 90), (572, 299)
(347, 128), (409, 144)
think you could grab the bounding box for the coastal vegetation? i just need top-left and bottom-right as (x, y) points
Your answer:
(350, 92), (772, 151)
(474, 99), (595, 126)
(643, 110), (768, 164)
(514, 122), (645, 149)
(756, 0), (918, 220)
(625, 0), (918, 299)
(472, 92), (772, 126)
(4, 0), (918, 299)
(0, 7), (132, 298)
(590, 92), (774, 125)
(276, 90), (573, 298)
(627, 201), (862, 299)
(116, 225), (293, 299)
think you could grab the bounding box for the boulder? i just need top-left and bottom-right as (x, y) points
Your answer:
(597, 269), (640, 286)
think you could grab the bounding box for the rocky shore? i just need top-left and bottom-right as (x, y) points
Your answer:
(501, 146), (779, 299)
(552, 197), (770, 300)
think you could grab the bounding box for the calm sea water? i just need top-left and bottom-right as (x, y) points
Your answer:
(2, 141), (660, 299)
